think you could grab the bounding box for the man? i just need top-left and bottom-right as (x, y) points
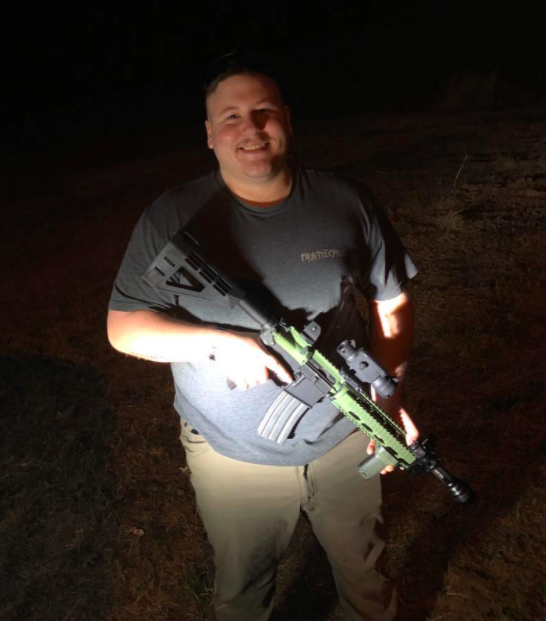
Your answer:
(107, 53), (418, 621)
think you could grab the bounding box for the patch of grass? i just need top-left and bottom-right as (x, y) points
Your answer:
(435, 209), (465, 233)
(182, 566), (214, 619)
(0, 357), (119, 621)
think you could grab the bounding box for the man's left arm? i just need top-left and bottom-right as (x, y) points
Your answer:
(366, 291), (419, 472)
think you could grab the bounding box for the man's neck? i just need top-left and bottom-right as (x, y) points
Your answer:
(221, 168), (292, 207)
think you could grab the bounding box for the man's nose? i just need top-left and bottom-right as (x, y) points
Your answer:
(242, 111), (266, 132)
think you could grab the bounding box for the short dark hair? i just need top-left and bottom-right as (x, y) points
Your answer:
(204, 51), (283, 100)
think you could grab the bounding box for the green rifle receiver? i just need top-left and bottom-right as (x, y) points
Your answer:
(143, 230), (475, 504)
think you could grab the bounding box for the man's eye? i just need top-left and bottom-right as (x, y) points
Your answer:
(226, 114), (240, 121)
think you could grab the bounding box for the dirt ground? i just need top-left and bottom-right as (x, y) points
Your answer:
(2, 99), (546, 621)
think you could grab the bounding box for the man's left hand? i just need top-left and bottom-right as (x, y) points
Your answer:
(366, 408), (419, 475)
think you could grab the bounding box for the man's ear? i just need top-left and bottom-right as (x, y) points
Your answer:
(205, 120), (213, 150)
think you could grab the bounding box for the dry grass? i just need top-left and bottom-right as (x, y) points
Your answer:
(2, 102), (546, 620)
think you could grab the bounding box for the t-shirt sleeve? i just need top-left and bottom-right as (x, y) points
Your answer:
(358, 194), (418, 301)
(108, 200), (178, 312)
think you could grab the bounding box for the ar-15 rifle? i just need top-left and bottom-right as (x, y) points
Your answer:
(143, 230), (475, 504)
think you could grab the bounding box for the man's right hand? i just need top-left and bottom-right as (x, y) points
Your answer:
(212, 331), (292, 390)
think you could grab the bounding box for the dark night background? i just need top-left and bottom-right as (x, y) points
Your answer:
(2, 1), (545, 153)
(3, 3), (546, 620)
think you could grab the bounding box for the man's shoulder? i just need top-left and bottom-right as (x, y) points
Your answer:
(143, 171), (222, 226)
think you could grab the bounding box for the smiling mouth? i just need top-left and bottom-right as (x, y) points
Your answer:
(239, 142), (269, 152)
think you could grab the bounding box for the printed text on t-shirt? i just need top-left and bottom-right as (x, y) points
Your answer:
(301, 249), (345, 262)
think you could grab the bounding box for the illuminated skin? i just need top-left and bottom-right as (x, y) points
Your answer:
(367, 292), (418, 473)
(205, 73), (293, 204)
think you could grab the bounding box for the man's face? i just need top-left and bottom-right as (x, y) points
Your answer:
(205, 73), (292, 188)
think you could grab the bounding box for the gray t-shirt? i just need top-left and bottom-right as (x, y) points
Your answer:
(109, 168), (417, 465)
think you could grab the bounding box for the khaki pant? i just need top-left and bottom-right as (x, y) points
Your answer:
(180, 422), (396, 621)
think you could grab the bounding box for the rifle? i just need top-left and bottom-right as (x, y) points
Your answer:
(143, 230), (475, 504)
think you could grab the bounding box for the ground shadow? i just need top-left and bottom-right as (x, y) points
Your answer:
(273, 514), (339, 621)
(0, 356), (120, 621)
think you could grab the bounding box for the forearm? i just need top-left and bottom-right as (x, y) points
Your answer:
(367, 293), (414, 411)
(107, 309), (219, 363)
(106, 309), (292, 388)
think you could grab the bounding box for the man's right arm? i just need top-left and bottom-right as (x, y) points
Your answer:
(107, 309), (292, 389)
(107, 309), (219, 363)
